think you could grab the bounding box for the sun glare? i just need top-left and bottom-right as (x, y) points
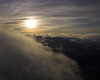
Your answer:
(26, 20), (36, 28)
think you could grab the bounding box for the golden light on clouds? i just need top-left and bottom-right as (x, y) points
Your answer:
(26, 20), (37, 28)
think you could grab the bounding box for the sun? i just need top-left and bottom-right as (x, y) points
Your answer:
(26, 20), (36, 28)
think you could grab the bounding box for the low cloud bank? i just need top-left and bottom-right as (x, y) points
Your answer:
(0, 31), (83, 80)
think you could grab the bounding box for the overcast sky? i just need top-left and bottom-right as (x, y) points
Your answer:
(0, 0), (100, 33)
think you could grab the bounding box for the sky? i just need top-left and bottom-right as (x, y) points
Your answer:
(0, 0), (100, 33)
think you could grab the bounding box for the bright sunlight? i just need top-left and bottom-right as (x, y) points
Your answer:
(26, 20), (37, 28)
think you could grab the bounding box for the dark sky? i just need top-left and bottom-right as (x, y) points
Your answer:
(0, 0), (100, 33)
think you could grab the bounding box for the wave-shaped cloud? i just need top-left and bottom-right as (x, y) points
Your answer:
(0, 31), (83, 80)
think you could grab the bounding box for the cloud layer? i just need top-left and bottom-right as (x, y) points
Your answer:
(0, 0), (100, 33)
(0, 31), (83, 80)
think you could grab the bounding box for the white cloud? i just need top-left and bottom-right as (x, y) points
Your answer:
(0, 31), (84, 80)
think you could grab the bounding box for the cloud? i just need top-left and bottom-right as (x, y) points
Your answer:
(0, 0), (100, 33)
(13, 28), (22, 31)
(3, 22), (20, 24)
(0, 31), (84, 80)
